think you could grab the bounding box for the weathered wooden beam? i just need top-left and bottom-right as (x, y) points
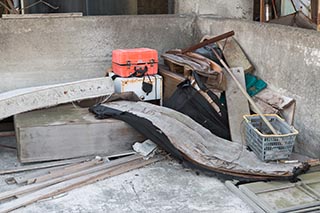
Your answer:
(98, 101), (304, 179)
(15, 104), (144, 163)
(225, 67), (250, 144)
(0, 157), (90, 175)
(0, 77), (114, 121)
(181, 31), (234, 53)
(0, 155), (162, 213)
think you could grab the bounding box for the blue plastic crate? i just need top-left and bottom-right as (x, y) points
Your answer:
(243, 114), (299, 161)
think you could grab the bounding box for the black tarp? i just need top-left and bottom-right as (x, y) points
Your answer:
(164, 77), (230, 140)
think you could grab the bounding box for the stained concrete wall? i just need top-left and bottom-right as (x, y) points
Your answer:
(196, 16), (320, 158)
(175, 0), (253, 20)
(0, 14), (319, 158)
(0, 15), (195, 92)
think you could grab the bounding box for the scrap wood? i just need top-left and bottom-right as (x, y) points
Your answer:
(90, 101), (308, 181)
(0, 155), (162, 213)
(161, 54), (226, 92)
(0, 143), (15, 149)
(0, 131), (15, 137)
(0, 155), (144, 202)
(216, 37), (254, 73)
(211, 48), (280, 137)
(8, 152), (136, 185)
(253, 87), (296, 125)
(0, 157), (90, 175)
(158, 66), (185, 100)
(24, 158), (104, 185)
(0, 77), (114, 121)
(181, 31), (235, 53)
(162, 53), (207, 75)
(185, 52), (222, 72)
(225, 67), (250, 144)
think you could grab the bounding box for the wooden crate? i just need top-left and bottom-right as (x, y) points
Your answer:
(15, 104), (145, 163)
(158, 65), (185, 101)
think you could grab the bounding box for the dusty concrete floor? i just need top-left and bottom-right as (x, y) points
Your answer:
(0, 137), (253, 213)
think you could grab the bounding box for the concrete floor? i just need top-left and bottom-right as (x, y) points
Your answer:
(0, 137), (253, 213)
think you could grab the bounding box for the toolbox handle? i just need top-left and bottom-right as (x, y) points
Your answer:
(130, 66), (148, 77)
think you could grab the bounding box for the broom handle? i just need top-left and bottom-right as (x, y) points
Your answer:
(211, 49), (278, 135)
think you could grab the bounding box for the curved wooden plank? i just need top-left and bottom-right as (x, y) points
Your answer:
(101, 101), (304, 179)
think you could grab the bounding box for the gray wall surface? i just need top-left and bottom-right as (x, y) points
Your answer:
(0, 15), (195, 92)
(0, 14), (319, 158)
(175, 0), (253, 20)
(196, 16), (320, 158)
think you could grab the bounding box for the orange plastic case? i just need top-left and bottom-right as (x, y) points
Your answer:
(112, 48), (158, 77)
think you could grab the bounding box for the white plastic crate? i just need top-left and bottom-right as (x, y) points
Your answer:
(243, 114), (299, 161)
(109, 72), (163, 105)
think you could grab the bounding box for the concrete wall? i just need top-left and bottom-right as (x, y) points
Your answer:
(196, 16), (320, 158)
(175, 0), (253, 20)
(1, 14), (319, 158)
(0, 15), (195, 92)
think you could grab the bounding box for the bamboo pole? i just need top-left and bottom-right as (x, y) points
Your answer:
(210, 48), (279, 136)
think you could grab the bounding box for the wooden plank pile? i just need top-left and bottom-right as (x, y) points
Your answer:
(0, 154), (163, 213)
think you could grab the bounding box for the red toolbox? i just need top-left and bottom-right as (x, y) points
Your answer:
(112, 48), (158, 77)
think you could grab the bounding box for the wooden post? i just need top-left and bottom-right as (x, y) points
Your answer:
(260, 0), (265, 22)
(311, 0), (320, 25)
(211, 49), (279, 136)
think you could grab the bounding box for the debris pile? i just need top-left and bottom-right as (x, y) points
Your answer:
(0, 30), (319, 212)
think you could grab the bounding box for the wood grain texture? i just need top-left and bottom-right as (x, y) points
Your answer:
(102, 101), (302, 178)
(217, 38), (254, 73)
(0, 77), (114, 121)
(0, 157), (89, 175)
(0, 155), (162, 213)
(225, 67), (250, 144)
(158, 66), (185, 100)
(15, 104), (144, 163)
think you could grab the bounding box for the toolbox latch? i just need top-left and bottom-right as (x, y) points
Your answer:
(150, 59), (155, 67)
(126, 61), (131, 69)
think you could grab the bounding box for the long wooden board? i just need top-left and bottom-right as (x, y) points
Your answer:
(0, 77), (114, 121)
(225, 67), (250, 144)
(0, 155), (162, 213)
(0, 155), (143, 202)
(100, 101), (303, 179)
(15, 104), (144, 163)
(0, 157), (90, 175)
